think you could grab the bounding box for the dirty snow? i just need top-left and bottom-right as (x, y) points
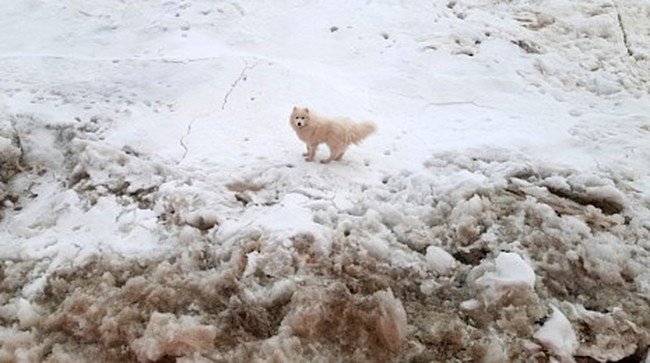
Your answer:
(1, 0), (650, 361)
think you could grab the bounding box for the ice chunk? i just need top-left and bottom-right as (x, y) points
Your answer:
(0, 135), (21, 182)
(533, 306), (578, 361)
(0, 136), (20, 163)
(460, 299), (481, 311)
(0, 327), (38, 362)
(637, 273), (650, 299)
(580, 235), (627, 284)
(184, 209), (219, 231)
(543, 175), (571, 192)
(16, 298), (41, 329)
(243, 251), (262, 278)
(425, 246), (457, 274)
(374, 289), (408, 352)
(131, 312), (217, 362)
(491, 252), (535, 287)
(360, 236), (390, 261)
(475, 252), (536, 305)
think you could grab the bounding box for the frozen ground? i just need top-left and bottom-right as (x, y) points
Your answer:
(1, 0), (650, 361)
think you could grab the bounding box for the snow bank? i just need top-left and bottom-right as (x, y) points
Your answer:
(2, 138), (649, 361)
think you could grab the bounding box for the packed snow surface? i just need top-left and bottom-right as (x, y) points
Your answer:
(1, 0), (650, 361)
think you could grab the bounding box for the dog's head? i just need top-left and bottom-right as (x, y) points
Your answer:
(290, 106), (311, 129)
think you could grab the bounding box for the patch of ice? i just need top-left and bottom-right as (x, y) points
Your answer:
(333, 192), (354, 211)
(256, 193), (314, 232)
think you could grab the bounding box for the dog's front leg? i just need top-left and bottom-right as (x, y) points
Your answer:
(305, 144), (317, 161)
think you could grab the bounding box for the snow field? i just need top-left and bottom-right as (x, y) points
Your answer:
(1, 0), (650, 361)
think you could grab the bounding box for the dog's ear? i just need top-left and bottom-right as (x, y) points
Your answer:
(305, 108), (310, 114)
(293, 106), (297, 111)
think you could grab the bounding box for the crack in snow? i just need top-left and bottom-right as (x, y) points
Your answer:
(178, 117), (196, 164)
(386, 91), (501, 111)
(613, 1), (634, 58)
(417, 94), (499, 110)
(177, 60), (258, 164)
(222, 61), (256, 110)
(0, 54), (239, 65)
(422, 99), (497, 110)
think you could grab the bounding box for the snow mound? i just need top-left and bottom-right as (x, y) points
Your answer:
(2, 143), (649, 361)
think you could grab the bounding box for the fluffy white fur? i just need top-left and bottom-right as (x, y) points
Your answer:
(289, 106), (376, 163)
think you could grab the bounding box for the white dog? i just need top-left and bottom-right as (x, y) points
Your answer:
(289, 106), (376, 163)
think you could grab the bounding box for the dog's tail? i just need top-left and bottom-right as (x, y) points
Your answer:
(349, 121), (377, 145)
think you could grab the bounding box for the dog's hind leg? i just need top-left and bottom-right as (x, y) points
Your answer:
(321, 144), (344, 163)
(334, 147), (347, 161)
